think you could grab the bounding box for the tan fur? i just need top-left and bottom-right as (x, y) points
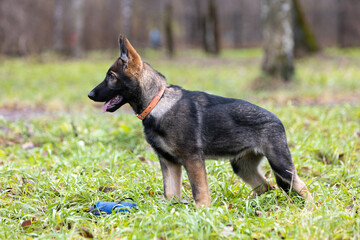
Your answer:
(231, 152), (273, 195)
(150, 87), (183, 119)
(292, 174), (313, 201)
(123, 37), (143, 78)
(184, 160), (211, 208)
(159, 157), (182, 200)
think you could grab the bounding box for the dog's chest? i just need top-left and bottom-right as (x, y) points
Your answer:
(152, 134), (174, 154)
(143, 119), (179, 162)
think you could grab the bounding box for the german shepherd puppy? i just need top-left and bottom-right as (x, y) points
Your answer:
(88, 36), (312, 207)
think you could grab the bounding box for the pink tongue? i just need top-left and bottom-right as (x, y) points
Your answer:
(103, 101), (111, 113)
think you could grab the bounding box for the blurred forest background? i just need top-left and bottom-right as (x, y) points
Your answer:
(1, 0), (360, 56)
(0, 1), (360, 238)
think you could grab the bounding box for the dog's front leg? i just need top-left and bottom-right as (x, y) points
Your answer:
(183, 159), (211, 208)
(159, 157), (182, 201)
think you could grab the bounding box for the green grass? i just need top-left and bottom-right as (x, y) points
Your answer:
(0, 49), (359, 239)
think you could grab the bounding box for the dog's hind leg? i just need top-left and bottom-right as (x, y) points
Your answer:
(230, 151), (273, 195)
(265, 143), (312, 201)
(159, 157), (182, 201)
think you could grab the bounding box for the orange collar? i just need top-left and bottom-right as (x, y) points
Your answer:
(137, 86), (166, 120)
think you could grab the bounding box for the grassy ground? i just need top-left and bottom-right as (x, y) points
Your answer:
(0, 49), (359, 239)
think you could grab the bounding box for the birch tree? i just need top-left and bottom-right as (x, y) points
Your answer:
(261, 0), (294, 81)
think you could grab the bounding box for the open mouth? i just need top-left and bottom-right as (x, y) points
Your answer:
(103, 95), (123, 112)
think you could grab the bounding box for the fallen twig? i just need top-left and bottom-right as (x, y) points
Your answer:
(308, 167), (333, 187)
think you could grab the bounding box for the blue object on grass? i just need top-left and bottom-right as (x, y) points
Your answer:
(89, 200), (138, 216)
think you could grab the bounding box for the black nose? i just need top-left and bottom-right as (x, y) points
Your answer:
(88, 91), (96, 100)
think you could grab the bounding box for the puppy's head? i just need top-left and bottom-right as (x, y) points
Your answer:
(88, 35), (143, 112)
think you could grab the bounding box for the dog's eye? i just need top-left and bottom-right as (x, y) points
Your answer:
(108, 72), (117, 80)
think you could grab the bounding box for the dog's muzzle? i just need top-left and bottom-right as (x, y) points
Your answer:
(88, 91), (96, 100)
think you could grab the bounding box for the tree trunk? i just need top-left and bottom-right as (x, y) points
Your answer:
(121, 0), (132, 38)
(203, 0), (220, 55)
(233, 12), (242, 48)
(261, 0), (294, 82)
(337, 0), (345, 47)
(164, 1), (174, 57)
(192, 0), (202, 46)
(208, 0), (220, 54)
(70, 0), (84, 57)
(202, 15), (209, 53)
(53, 0), (64, 53)
(293, 0), (319, 56)
(337, 0), (360, 47)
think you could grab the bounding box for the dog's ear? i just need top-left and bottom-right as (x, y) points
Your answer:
(118, 35), (142, 78)
(118, 35), (128, 64)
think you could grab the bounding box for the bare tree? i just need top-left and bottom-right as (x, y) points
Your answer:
(1, 0), (359, 56)
(121, 0), (132, 38)
(337, 0), (360, 47)
(186, 0), (202, 47)
(53, 0), (64, 53)
(337, 0), (345, 47)
(203, 0), (220, 55)
(209, 0), (220, 54)
(261, 0), (294, 82)
(0, 0), (28, 55)
(232, 12), (242, 48)
(69, 0), (84, 57)
(293, 0), (319, 56)
(164, 1), (175, 57)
